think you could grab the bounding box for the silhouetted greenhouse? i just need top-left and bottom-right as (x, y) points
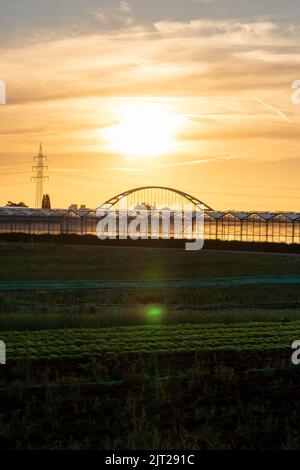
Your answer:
(1, 207), (300, 244)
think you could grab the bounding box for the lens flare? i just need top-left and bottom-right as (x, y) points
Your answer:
(146, 305), (163, 318)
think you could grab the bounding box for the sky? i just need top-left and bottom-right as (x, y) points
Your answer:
(0, 0), (300, 210)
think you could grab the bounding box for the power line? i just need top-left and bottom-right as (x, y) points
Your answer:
(1, 171), (31, 176)
(0, 182), (31, 186)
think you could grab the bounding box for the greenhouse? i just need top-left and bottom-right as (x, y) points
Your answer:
(0, 207), (299, 244)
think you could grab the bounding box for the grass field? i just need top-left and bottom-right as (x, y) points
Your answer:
(1, 243), (300, 281)
(1, 243), (300, 449)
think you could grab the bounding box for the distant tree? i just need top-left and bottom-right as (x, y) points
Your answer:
(42, 194), (51, 209)
(6, 201), (28, 207)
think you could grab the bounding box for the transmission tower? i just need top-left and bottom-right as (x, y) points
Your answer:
(31, 144), (49, 208)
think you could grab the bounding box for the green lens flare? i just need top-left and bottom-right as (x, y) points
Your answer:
(147, 306), (163, 318)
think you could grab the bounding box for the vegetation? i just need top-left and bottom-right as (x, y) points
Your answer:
(2, 322), (300, 361)
(5, 201), (28, 207)
(1, 243), (300, 281)
(0, 243), (300, 449)
(41, 194), (51, 209)
(0, 308), (300, 332)
(1, 234), (300, 253)
(0, 350), (299, 449)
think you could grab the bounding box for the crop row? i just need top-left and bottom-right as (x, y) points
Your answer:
(1, 321), (300, 361)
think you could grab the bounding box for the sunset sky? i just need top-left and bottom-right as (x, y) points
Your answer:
(0, 0), (300, 211)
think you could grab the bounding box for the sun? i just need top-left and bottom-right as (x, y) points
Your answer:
(102, 102), (183, 158)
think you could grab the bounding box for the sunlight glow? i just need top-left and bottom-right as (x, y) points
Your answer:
(102, 103), (184, 158)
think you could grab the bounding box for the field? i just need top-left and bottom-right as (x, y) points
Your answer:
(1, 242), (300, 449)
(3, 322), (300, 360)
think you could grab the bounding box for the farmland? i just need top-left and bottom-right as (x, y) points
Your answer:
(1, 243), (300, 449)
(3, 322), (300, 360)
(1, 243), (300, 281)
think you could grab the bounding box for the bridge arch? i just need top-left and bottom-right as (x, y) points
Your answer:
(97, 186), (213, 211)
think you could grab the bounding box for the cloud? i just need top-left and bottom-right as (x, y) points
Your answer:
(188, 0), (216, 3)
(120, 1), (132, 13)
(1, 14), (300, 180)
(91, 0), (135, 27)
(105, 167), (145, 172)
(107, 155), (234, 172)
(154, 19), (280, 42)
(236, 49), (300, 64)
(2, 17), (299, 109)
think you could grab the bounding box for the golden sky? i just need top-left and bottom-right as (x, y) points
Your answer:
(0, 0), (300, 211)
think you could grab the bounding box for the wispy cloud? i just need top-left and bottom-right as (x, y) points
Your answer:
(91, 0), (135, 27)
(154, 19), (280, 43)
(1, 10), (300, 209)
(105, 167), (145, 172)
(107, 155), (231, 172)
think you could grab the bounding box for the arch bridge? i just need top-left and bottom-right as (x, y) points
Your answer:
(97, 186), (213, 212)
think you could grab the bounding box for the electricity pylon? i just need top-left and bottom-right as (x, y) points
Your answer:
(31, 144), (49, 208)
